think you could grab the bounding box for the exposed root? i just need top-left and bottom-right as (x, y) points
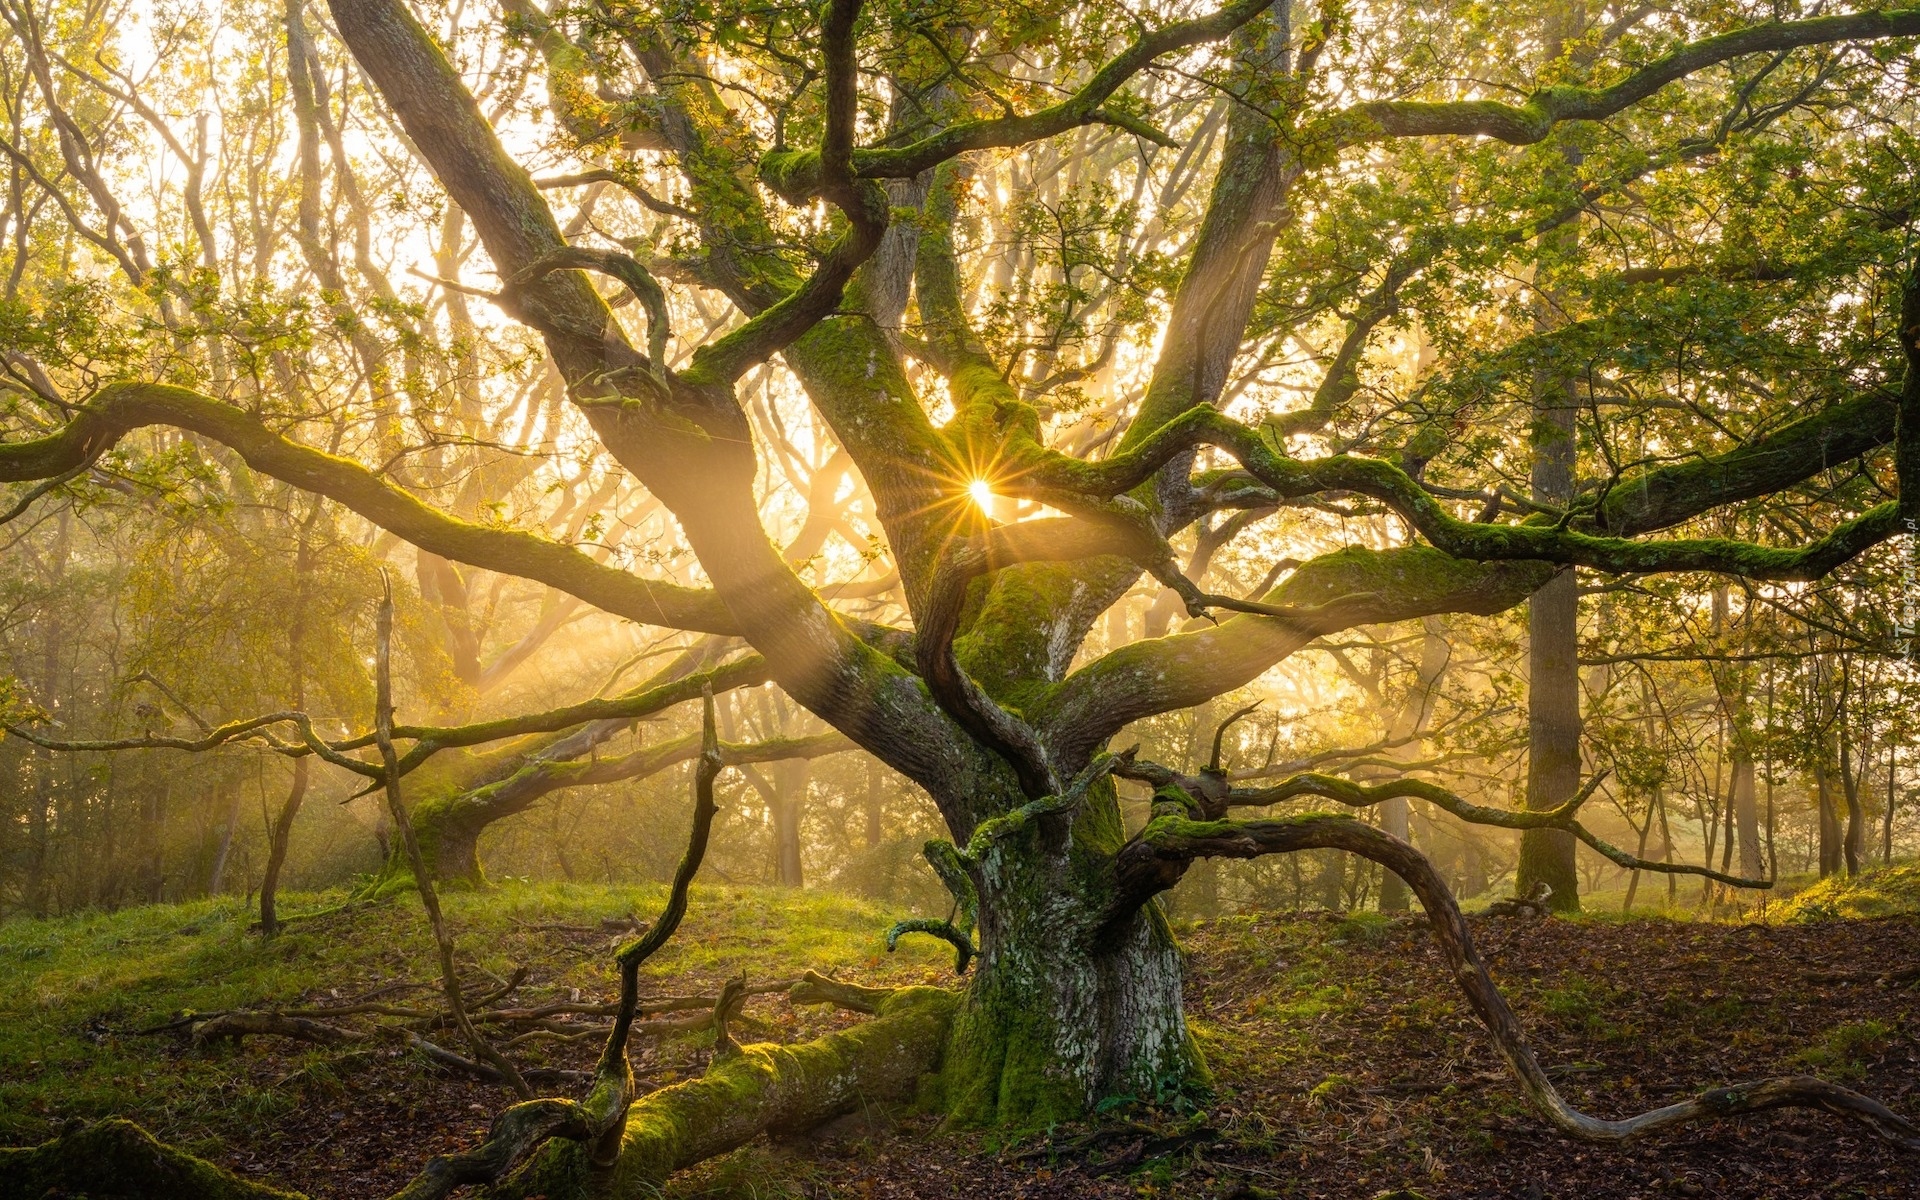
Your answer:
(0, 1119), (305, 1200)
(1113, 811), (1920, 1149)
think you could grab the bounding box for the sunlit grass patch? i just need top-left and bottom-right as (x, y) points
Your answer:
(0, 881), (950, 1146)
(1774, 864), (1920, 922)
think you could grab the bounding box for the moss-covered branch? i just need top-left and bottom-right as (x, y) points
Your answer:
(1116, 757), (1769, 889)
(1332, 8), (1920, 146)
(0, 382), (738, 633)
(498, 985), (958, 1199)
(0, 1120), (305, 1200)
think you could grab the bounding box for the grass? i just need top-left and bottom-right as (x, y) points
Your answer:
(1791, 1019), (1895, 1082)
(0, 882), (951, 1147)
(1773, 863), (1920, 922)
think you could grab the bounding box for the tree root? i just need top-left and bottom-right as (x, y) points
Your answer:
(0, 1119), (305, 1200)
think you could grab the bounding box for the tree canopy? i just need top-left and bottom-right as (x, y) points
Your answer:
(3, 0), (1920, 1192)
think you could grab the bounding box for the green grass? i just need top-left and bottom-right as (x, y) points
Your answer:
(0, 882), (951, 1147)
(1773, 864), (1920, 922)
(1791, 1019), (1894, 1082)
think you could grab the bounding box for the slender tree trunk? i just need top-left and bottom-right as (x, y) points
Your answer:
(260, 510), (317, 935)
(1815, 754), (1842, 878)
(1841, 737), (1865, 877)
(1733, 750), (1761, 880)
(1622, 802), (1655, 914)
(1657, 786), (1677, 905)
(1516, 4), (1585, 914)
(26, 511), (69, 916)
(770, 760), (809, 888)
(207, 781), (245, 895)
(1519, 566), (1581, 911)
(26, 763), (53, 918)
(1885, 744), (1898, 866)
(863, 758), (884, 850)
(1378, 620), (1449, 912)
(259, 757), (309, 936)
(145, 778), (169, 903)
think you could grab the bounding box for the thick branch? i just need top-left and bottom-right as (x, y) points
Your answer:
(837, 0), (1275, 181)
(0, 383), (737, 633)
(1341, 9), (1920, 145)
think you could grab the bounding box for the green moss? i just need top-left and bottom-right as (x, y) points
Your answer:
(0, 1119), (304, 1200)
(0, 883), (952, 1150)
(503, 987), (958, 1198)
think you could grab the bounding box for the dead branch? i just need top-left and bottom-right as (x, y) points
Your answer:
(373, 574), (533, 1100)
(384, 683), (730, 1199)
(788, 970), (897, 1015)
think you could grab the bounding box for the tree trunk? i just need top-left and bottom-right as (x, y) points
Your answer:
(259, 757), (310, 936)
(939, 784), (1200, 1126)
(1732, 750), (1762, 880)
(1519, 568), (1582, 911)
(207, 781), (246, 895)
(1815, 754), (1842, 878)
(1841, 738), (1866, 877)
(864, 758), (884, 850)
(1377, 620), (1449, 912)
(1886, 744), (1898, 866)
(770, 760), (809, 888)
(1376, 797), (1411, 911)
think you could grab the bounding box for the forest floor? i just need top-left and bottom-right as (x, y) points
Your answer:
(2, 870), (1918, 1200)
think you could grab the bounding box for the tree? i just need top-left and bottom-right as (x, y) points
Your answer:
(6, 0), (1920, 1191)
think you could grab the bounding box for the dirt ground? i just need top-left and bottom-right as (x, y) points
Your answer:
(186, 909), (1920, 1200)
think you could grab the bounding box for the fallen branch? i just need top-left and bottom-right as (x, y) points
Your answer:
(192, 1012), (366, 1048)
(0, 1119), (306, 1200)
(406, 1034), (595, 1087)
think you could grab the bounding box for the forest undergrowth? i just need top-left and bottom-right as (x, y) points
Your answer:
(2, 880), (1916, 1200)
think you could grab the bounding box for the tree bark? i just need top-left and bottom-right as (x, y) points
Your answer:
(770, 759), (809, 888)
(1519, 567), (1582, 911)
(1816, 753), (1842, 877)
(939, 781), (1198, 1125)
(1733, 750), (1762, 881)
(1841, 737), (1866, 877)
(259, 757), (309, 936)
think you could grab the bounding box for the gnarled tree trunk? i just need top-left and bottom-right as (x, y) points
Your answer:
(940, 792), (1197, 1126)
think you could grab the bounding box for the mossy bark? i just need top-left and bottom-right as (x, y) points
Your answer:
(0, 1120), (305, 1200)
(937, 778), (1203, 1127)
(496, 986), (958, 1199)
